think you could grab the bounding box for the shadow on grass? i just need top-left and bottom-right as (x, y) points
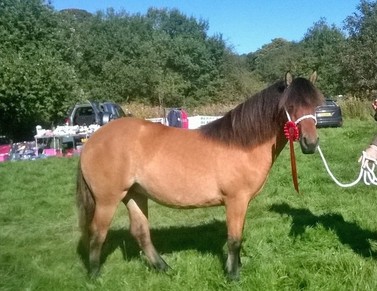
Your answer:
(77, 219), (227, 274)
(269, 202), (377, 259)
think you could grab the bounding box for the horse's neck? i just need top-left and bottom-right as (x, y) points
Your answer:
(271, 131), (288, 163)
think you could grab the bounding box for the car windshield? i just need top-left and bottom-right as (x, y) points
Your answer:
(77, 107), (94, 116)
(324, 100), (336, 106)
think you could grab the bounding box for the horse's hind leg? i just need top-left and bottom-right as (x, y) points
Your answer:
(124, 193), (169, 271)
(88, 202), (118, 278)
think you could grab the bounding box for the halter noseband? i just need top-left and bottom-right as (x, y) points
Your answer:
(285, 109), (317, 125)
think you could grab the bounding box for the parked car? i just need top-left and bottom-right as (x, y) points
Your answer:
(65, 101), (126, 126)
(315, 98), (343, 128)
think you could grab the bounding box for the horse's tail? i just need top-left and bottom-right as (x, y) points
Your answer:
(76, 160), (95, 242)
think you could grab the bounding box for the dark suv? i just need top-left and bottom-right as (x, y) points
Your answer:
(65, 101), (126, 126)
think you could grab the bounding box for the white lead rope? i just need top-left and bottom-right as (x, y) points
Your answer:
(317, 146), (377, 187)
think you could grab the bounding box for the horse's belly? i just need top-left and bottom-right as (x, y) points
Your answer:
(133, 176), (223, 208)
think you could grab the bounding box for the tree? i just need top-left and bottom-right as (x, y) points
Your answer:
(145, 8), (227, 106)
(301, 18), (346, 95)
(246, 38), (301, 83)
(69, 7), (231, 107)
(342, 0), (377, 97)
(0, 0), (81, 140)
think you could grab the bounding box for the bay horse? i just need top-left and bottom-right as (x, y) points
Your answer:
(77, 72), (324, 280)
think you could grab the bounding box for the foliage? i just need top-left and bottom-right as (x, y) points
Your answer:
(1, 119), (377, 290)
(0, 0), (82, 140)
(246, 38), (301, 83)
(300, 19), (346, 95)
(342, 0), (377, 96)
(60, 7), (231, 107)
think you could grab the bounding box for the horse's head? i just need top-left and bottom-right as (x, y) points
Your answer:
(282, 72), (324, 154)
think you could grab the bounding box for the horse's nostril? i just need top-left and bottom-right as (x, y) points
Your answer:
(300, 136), (318, 154)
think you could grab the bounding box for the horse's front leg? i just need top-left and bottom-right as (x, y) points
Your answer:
(226, 236), (242, 280)
(225, 197), (249, 281)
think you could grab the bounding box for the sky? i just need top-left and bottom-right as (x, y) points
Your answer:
(51, 0), (361, 55)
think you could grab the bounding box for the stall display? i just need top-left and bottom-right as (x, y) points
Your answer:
(34, 124), (100, 157)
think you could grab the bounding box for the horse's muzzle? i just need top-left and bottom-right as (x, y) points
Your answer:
(300, 136), (319, 154)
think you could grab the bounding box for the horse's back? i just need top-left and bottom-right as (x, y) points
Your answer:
(82, 117), (166, 156)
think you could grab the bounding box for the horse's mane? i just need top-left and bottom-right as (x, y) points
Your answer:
(199, 77), (323, 148)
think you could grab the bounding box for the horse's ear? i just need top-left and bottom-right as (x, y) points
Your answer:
(309, 71), (317, 84)
(285, 71), (293, 87)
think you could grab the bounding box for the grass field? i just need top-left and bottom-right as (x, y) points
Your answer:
(1, 117), (376, 290)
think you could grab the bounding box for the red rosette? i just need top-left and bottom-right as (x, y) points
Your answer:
(284, 121), (300, 141)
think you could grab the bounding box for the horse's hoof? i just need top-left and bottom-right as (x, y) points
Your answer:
(154, 257), (170, 272)
(226, 269), (240, 281)
(89, 267), (100, 279)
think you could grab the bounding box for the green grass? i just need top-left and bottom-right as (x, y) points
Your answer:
(1, 118), (376, 290)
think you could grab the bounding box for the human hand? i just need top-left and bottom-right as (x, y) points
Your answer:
(359, 144), (377, 163)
